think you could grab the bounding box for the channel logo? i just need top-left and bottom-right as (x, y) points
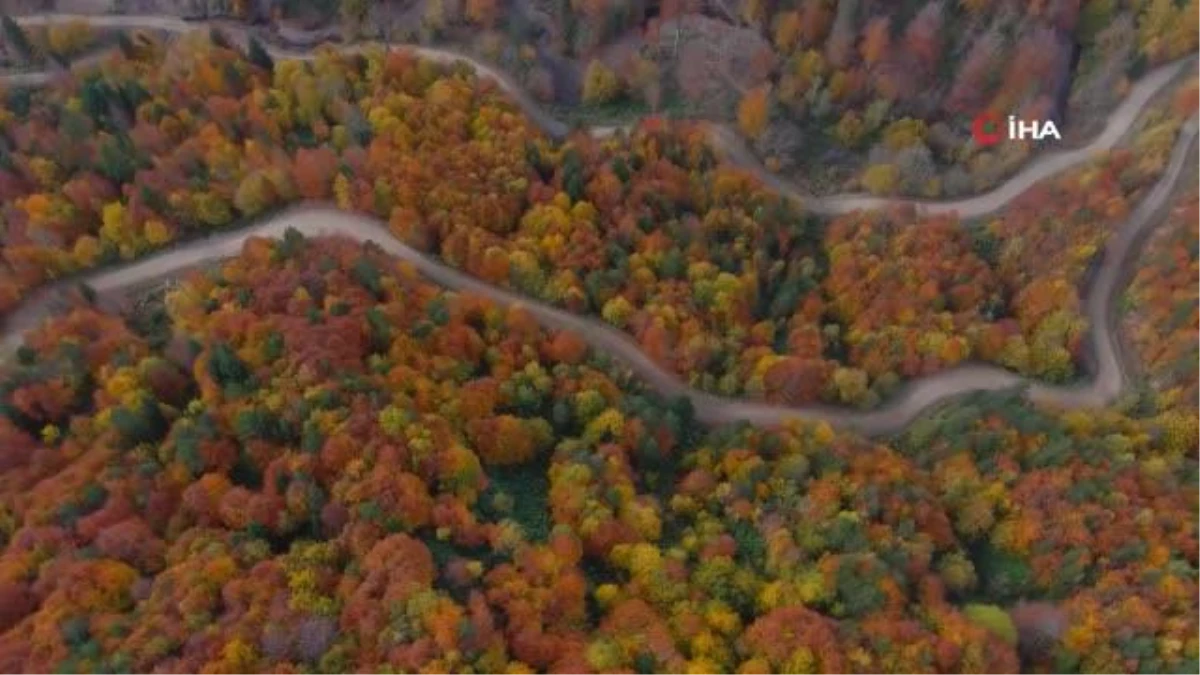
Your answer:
(972, 112), (1062, 146)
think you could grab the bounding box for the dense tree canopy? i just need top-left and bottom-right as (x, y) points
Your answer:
(0, 231), (1194, 673)
(0, 10), (1193, 675)
(0, 32), (1195, 409)
(1124, 187), (1199, 407)
(405, 0), (1198, 197)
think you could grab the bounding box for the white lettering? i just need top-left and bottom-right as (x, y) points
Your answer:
(1036, 120), (1062, 140)
(1007, 118), (1063, 141)
(1015, 120), (1040, 139)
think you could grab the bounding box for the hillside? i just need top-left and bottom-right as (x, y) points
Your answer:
(0, 31), (1194, 407)
(0, 233), (1194, 672)
(0, 16), (1195, 675)
(5, 0), (1198, 197)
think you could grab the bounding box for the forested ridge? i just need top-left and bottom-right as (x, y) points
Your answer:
(0, 31), (1195, 406)
(0, 232), (1194, 673)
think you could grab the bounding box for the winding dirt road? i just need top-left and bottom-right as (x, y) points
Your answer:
(0, 126), (1193, 435)
(7, 14), (1195, 216)
(7, 14), (575, 139)
(2, 14), (1197, 435)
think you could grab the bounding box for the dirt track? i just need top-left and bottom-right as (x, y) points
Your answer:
(8, 14), (1194, 215)
(2, 14), (1197, 435)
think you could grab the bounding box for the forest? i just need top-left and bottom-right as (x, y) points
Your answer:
(0, 231), (1194, 673)
(1124, 186), (1199, 407)
(0, 17), (113, 72)
(0, 14), (1195, 674)
(287, 0), (1200, 196)
(0, 30), (1196, 408)
(10, 0), (1194, 199)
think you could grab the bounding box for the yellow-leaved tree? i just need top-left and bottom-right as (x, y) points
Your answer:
(737, 86), (771, 140)
(861, 163), (900, 196)
(582, 60), (621, 105)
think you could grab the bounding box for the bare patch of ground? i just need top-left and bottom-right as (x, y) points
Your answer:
(652, 14), (774, 119)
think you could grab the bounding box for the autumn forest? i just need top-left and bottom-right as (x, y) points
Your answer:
(0, 11), (1196, 675)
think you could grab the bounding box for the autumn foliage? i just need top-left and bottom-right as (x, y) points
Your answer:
(0, 33), (1195, 674)
(0, 233), (1193, 673)
(0, 33), (1194, 413)
(1125, 187), (1199, 408)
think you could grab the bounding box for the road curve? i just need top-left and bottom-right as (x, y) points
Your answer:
(2, 14), (1197, 434)
(1, 116), (1194, 436)
(6, 13), (573, 139)
(6, 14), (1195, 218)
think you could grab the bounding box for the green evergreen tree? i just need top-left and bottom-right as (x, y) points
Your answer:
(208, 27), (232, 49)
(247, 37), (275, 71)
(112, 396), (169, 449)
(2, 16), (34, 65)
(209, 342), (252, 393)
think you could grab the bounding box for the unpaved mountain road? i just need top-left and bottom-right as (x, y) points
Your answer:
(2, 14), (1197, 435)
(8, 14), (1194, 216)
(0, 132), (1193, 435)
